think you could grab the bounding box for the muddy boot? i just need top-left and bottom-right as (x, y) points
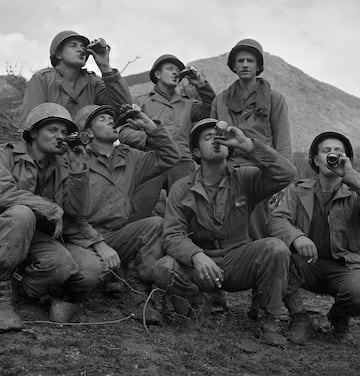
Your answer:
(248, 288), (260, 320)
(287, 311), (313, 345)
(0, 281), (23, 332)
(49, 299), (78, 323)
(284, 289), (312, 345)
(327, 304), (351, 342)
(129, 280), (163, 325)
(170, 295), (191, 316)
(257, 314), (287, 347)
(204, 290), (228, 313)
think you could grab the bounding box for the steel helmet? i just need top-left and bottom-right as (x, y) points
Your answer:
(74, 105), (115, 132)
(227, 38), (264, 75)
(21, 103), (78, 142)
(189, 118), (219, 152)
(149, 54), (185, 84)
(308, 131), (353, 173)
(50, 30), (90, 67)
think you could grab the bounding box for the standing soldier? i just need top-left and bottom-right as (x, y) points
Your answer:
(211, 39), (292, 239)
(0, 103), (105, 330)
(20, 30), (132, 124)
(153, 118), (296, 345)
(119, 54), (215, 219)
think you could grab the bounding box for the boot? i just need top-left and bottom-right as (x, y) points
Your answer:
(284, 290), (312, 344)
(287, 311), (312, 345)
(257, 314), (287, 347)
(0, 281), (23, 332)
(204, 290), (228, 313)
(327, 303), (351, 341)
(49, 299), (78, 323)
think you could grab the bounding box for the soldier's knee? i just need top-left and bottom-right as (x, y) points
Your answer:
(49, 248), (78, 285)
(76, 258), (105, 291)
(266, 237), (290, 259)
(145, 216), (163, 232)
(153, 255), (176, 288)
(7, 205), (36, 231)
(346, 286), (360, 315)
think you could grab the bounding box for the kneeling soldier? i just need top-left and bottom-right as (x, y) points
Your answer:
(153, 118), (296, 346)
(271, 131), (360, 343)
(0, 103), (105, 328)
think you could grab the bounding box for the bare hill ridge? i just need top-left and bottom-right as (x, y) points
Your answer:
(127, 52), (360, 153)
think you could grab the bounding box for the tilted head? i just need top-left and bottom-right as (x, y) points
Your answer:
(22, 103), (78, 155)
(190, 118), (229, 164)
(308, 131), (353, 175)
(74, 104), (117, 143)
(149, 54), (185, 86)
(50, 30), (90, 67)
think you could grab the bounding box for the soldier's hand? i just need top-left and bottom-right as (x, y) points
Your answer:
(214, 126), (254, 152)
(87, 38), (112, 74)
(183, 65), (206, 87)
(67, 145), (87, 173)
(192, 252), (223, 288)
(327, 153), (353, 178)
(293, 235), (318, 263)
(94, 241), (121, 269)
(52, 216), (63, 240)
(126, 111), (157, 132)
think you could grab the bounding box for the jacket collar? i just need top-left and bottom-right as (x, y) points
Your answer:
(55, 66), (89, 102)
(87, 144), (129, 184)
(182, 166), (231, 206)
(296, 178), (352, 219)
(148, 88), (183, 106)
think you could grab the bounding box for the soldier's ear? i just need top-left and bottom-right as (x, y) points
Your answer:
(313, 155), (319, 167)
(29, 128), (38, 141)
(193, 148), (201, 159)
(154, 70), (161, 81)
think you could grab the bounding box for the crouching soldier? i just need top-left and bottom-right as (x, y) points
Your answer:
(270, 132), (360, 343)
(0, 103), (105, 330)
(153, 118), (296, 345)
(73, 104), (181, 318)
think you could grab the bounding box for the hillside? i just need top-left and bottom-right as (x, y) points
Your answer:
(127, 52), (360, 154)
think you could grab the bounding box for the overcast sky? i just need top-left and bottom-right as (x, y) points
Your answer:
(0, 0), (359, 97)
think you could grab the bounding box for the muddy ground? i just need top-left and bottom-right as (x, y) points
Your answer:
(1, 284), (360, 376)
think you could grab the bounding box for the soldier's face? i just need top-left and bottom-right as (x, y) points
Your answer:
(32, 122), (68, 155)
(89, 113), (118, 143)
(233, 50), (258, 81)
(57, 38), (86, 67)
(155, 63), (180, 87)
(314, 138), (346, 177)
(196, 127), (228, 163)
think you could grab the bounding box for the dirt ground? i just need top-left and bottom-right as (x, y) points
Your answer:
(1, 284), (360, 376)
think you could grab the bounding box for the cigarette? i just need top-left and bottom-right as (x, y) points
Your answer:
(307, 258), (313, 264)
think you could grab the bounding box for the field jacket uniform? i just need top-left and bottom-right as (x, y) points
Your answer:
(211, 78), (292, 165)
(163, 140), (296, 266)
(0, 141), (101, 248)
(270, 179), (360, 269)
(85, 123), (181, 233)
(118, 82), (215, 160)
(20, 66), (132, 124)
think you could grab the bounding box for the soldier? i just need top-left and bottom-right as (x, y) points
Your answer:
(0, 103), (105, 330)
(20, 30), (132, 124)
(270, 132), (360, 344)
(118, 54), (215, 220)
(153, 118), (296, 345)
(73, 104), (180, 316)
(211, 39), (292, 239)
